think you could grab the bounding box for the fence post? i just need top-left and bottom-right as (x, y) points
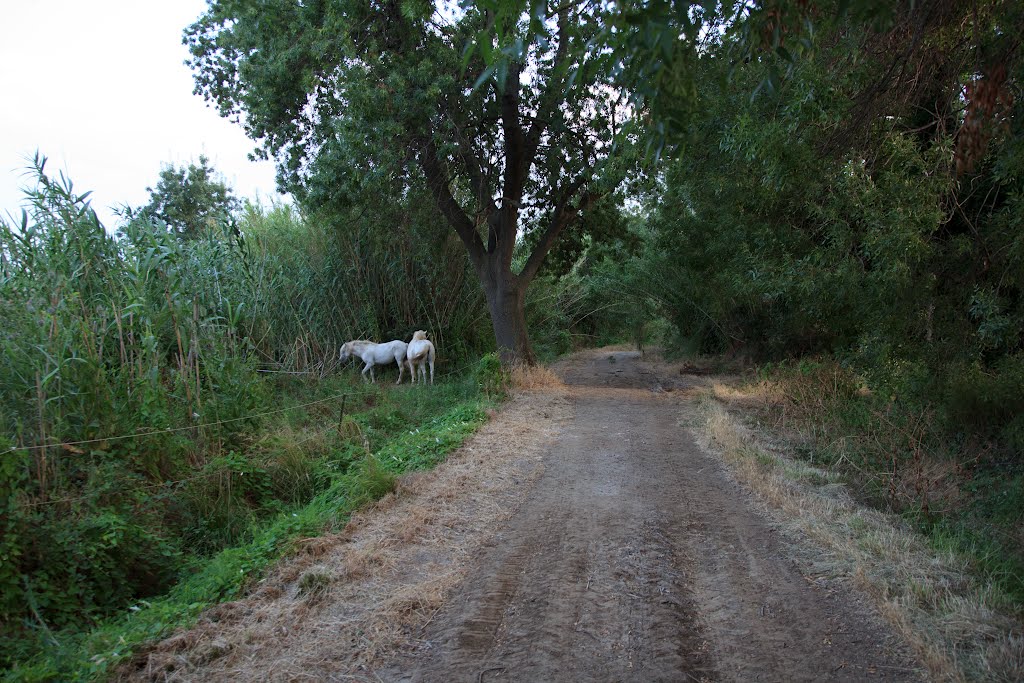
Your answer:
(338, 394), (348, 433)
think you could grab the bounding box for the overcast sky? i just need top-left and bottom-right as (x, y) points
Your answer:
(1, 0), (285, 230)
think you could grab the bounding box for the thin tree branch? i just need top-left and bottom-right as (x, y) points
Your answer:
(524, 9), (572, 169)
(419, 137), (485, 265)
(444, 99), (497, 218)
(519, 177), (601, 285)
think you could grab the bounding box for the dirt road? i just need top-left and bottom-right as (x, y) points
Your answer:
(129, 349), (921, 682)
(382, 351), (918, 682)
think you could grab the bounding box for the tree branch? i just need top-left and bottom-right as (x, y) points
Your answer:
(519, 177), (601, 285)
(419, 137), (485, 265)
(524, 9), (571, 167)
(444, 99), (497, 218)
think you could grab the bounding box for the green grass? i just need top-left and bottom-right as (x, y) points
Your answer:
(5, 373), (493, 682)
(912, 466), (1024, 611)
(0, 161), (503, 676)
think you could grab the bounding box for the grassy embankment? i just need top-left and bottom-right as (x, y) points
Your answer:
(0, 162), (511, 680)
(696, 359), (1023, 681)
(5, 361), (500, 682)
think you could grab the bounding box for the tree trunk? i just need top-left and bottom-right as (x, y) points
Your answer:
(480, 266), (535, 365)
(419, 83), (597, 366)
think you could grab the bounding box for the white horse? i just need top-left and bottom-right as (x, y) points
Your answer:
(339, 339), (409, 384)
(406, 330), (436, 385)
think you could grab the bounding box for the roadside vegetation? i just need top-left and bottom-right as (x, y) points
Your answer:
(599, 2), (1022, 677)
(696, 393), (1022, 681)
(600, 3), (1024, 652)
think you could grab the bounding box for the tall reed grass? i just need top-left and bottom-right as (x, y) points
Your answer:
(0, 158), (493, 668)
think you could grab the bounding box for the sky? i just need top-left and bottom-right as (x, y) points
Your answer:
(1, 0), (286, 230)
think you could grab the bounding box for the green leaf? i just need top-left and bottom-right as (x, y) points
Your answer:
(472, 63), (495, 91)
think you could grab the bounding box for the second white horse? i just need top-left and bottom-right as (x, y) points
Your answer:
(406, 331), (436, 385)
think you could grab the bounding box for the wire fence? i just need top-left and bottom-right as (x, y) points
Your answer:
(0, 391), (359, 457)
(12, 355), (493, 508)
(2, 355), (485, 459)
(18, 409), (360, 510)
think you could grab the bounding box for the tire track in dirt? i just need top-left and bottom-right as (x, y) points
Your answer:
(383, 350), (920, 682)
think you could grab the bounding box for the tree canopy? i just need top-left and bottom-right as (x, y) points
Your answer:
(141, 155), (241, 238)
(185, 0), (633, 362)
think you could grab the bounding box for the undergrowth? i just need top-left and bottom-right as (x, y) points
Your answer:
(0, 155), (518, 679)
(748, 359), (1024, 612)
(697, 394), (1023, 681)
(5, 368), (492, 682)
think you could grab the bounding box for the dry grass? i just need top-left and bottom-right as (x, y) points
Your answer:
(693, 392), (1023, 683)
(508, 362), (565, 390)
(715, 367), (967, 521)
(120, 389), (573, 682)
(590, 342), (643, 352)
(710, 380), (785, 406)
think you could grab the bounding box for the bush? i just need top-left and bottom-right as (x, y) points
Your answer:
(474, 352), (507, 398)
(757, 359), (1024, 606)
(943, 355), (1024, 455)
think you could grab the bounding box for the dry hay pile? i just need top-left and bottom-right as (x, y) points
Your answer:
(507, 362), (564, 390)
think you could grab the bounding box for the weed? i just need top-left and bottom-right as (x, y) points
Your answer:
(474, 352), (507, 398)
(3, 386), (492, 681)
(752, 359), (1024, 607)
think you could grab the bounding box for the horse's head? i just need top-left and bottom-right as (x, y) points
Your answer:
(411, 330), (428, 341)
(339, 342), (353, 362)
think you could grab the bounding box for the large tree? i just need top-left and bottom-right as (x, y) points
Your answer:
(185, 0), (630, 363)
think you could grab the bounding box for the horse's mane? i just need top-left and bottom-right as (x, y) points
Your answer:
(343, 340), (375, 349)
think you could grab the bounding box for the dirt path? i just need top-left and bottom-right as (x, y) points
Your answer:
(127, 349), (921, 682)
(381, 351), (918, 682)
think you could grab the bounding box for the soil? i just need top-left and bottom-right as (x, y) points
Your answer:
(126, 349), (923, 682)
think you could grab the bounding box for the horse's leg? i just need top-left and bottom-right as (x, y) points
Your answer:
(395, 357), (404, 385)
(362, 362), (372, 383)
(429, 359), (434, 385)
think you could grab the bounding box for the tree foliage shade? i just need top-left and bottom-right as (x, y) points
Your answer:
(617, 0), (1024, 449)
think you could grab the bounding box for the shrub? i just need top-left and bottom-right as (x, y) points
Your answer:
(474, 352), (507, 398)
